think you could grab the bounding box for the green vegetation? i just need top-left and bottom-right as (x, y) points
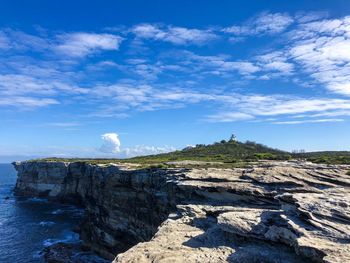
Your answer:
(29, 139), (290, 167)
(346, 170), (350, 175)
(293, 151), (350, 165)
(126, 140), (291, 164)
(29, 137), (350, 166)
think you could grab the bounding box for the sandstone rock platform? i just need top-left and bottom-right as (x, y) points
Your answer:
(14, 161), (350, 263)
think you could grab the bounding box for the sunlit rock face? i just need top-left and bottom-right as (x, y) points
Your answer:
(14, 161), (350, 263)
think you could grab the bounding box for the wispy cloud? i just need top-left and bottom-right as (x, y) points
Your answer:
(55, 32), (123, 57)
(287, 15), (350, 96)
(223, 12), (293, 36)
(272, 118), (344, 125)
(174, 51), (261, 77)
(45, 122), (81, 127)
(1, 13), (350, 124)
(159, 50), (294, 80)
(88, 84), (216, 115)
(294, 11), (329, 23)
(0, 29), (123, 58)
(255, 51), (294, 78)
(0, 96), (59, 108)
(205, 112), (254, 122)
(76, 81), (350, 124)
(0, 29), (50, 51)
(132, 24), (217, 45)
(203, 95), (350, 123)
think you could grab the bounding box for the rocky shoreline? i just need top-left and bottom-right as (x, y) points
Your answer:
(13, 160), (350, 263)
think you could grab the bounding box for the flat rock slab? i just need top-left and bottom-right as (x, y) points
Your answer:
(14, 160), (350, 263)
(114, 161), (350, 263)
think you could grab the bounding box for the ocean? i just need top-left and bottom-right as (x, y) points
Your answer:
(0, 163), (108, 263)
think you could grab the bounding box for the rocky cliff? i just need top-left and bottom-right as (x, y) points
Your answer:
(13, 161), (350, 263)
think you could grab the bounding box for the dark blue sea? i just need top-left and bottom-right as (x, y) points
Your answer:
(0, 163), (108, 263)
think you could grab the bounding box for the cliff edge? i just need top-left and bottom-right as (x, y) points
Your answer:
(13, 160), (350, 263)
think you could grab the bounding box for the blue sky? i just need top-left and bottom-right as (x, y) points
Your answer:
(1, 0), (350, 161)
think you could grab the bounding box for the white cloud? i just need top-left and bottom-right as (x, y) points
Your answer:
(255, 51), (294, 76)
(124, 145), (176, 157)
(0, 96), (59, 107)
(307, 110), (350, 118)
(98, 132), (175, 157)
(89, 84), (216, 115)
(254, 12), (294, 34)
(287, 16), (350, 96)
(273, 118), (344, 125)
(100, 133), (121, 154)
(223, 14), (350, 96)
(83, 80), (350, 124)
(0, 74), (57, 96)
(88, 81), (350, 123)
(0, 29), (50, 51)
(240, 96), (350, 116)
(224, 12), (293, 36)
(1, 17), (350, 125)
(206, 112), (254, 122)
(295, 11), (329, 23)
(204, 95), (350, 123)
(55, 33), (123, 57)
(0, 133), (176, 159)
(45, 122), (81, 127)
(132, 24), (217, 45)
(180, 51), (261, 77)
(0, 29), (123, 58)
(0, 73), (88, 108)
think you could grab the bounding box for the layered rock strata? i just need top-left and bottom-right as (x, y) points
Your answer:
(14, 161), (350, 263)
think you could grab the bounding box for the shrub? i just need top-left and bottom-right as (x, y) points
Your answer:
(254, 153), (277, 160)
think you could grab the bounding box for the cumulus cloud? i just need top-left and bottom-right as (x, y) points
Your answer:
(132, 24), (217, 45)
(98, 132), (176, 157)
(100, 133), (121, 154)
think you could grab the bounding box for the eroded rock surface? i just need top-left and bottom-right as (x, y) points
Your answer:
(14, 161), (350, 263)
